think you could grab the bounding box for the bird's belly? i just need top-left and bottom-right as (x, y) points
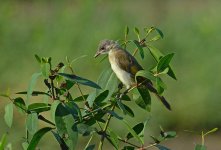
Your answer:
(110, 62), (134, 89)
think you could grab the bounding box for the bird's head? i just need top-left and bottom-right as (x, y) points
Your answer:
(94, 39), (119, 58)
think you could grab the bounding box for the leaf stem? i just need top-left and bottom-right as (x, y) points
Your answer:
(98, 103), (116, 150)
(38, 115), (55, 126)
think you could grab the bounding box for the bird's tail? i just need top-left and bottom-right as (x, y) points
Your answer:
(145, 82), (171, 111)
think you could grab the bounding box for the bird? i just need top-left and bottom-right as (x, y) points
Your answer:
(94, 39), (171, 110)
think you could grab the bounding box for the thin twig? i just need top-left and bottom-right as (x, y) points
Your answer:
(118, 138), (140, 149)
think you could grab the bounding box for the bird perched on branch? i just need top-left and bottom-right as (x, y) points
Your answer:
(94, 39), (171, 110)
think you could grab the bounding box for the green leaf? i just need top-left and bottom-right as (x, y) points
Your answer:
(107, 110), (123, 120)
(0, 133), (7, 150)
(155, 28), (164, 38)
(87, 91), (97, 108)
(194, 144), (207, 150)
(155, 145), (171, 150)
(133, 40), (144, 59)
(125, 26), (129, 38)
(122, 146), (135, 150)
(73, 95), (89, 102)
(117, 103), (134, 117)
(147, 45), (163, 61)
(134, 27), (140, 36)
(107, 129), (119, 149)
(147, 45), (177, 80)
(157, 53), (174, 73)
(94, 90), (109, 105)
(16, 91), (51, 97)
(34, 54), (41, 64)
(52, 131), (69, 150)
(163, 131), (176, 139)
(58, 73), (101, 89)
(41, 62), (50, 78)
(27, 127), (53, 150)
(51, 100), (61, 123)
(149, 35), (161, 42)
(55, 103), (78, 150)
(28, 103), (50, 113)
(4, 102), (13, 128)
(156, 77), (166, 95)
(65, 101), (82, 122)
(123, 120), (143, 144)
(13, 97), (26, 113)
(22, 142), (29, 150)
(26, 113), (38, 134)
(135, 70), (156, 82)
(97, 68), (118, 101)
(204, 128), (218, 136)
(134, 87), (151, 112)
(77, 123), (94, 136)
(126, 123), (144, 141)
(27, 72), (42, 105)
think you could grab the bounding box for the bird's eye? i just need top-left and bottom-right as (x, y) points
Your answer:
(100, 47), (105, 50)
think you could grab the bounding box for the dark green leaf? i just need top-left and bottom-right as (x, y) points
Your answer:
(26, 113), (38, 134)
(4, 102), (13, 128)
(122, 146), (135, 150)
(123, 120), (143, 144)
(134, 87), (151, 112)
(194, 144), (207, 150)
(147, 45), (177, 80)
(155, 145), (171, 150)
(16, 91), (51, 97)
(156, 28), (164, 38)
(120, 94), (131, 101)
(64, 80), (76, 90)
(55, 103), (78, 150)
(157, 53), (174, 73)
(133, 40), (144, 59)
(28, 103), (50, 113)
(13, 97), (26, 113)
(125, 26), (129, 37)
(58, 73), (101, 89)
(167, 67), (177, 80)
(73, 95), (89, 102)
(107, 110), (123, 120)
(94, 90), (109, 104)
(126, 123), (144, 141)
(121, 104), (134, 117)
(52, 131), (69, 150)
(34, 54), (41, 64)
(65, 101), (82, 122)
(27, 127), (53, 150)
(77, 123), (94, 136)
(27, 72), (42, 104)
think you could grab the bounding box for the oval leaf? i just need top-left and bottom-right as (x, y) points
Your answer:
(4, 102), (13, 128)
(58, 73), (101, 89)
(157, 53), (174, 73)
(26, 113), (39, 134)
(28, 103), (50, 113)
(27, 127), (53, 150)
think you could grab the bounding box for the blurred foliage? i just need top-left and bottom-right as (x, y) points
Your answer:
(0, 0), (221, 149)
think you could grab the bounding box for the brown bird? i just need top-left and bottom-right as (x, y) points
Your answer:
(94, 39), (171, 110)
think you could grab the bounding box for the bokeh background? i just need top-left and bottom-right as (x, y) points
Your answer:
(0, 0), (221, 149)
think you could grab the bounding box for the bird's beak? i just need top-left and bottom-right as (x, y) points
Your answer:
(94, 51), (101, 58)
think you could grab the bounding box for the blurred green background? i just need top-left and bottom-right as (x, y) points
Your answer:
(0, 0), (221, 149)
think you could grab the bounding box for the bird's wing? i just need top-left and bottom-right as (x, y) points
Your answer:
(115, 48), (143, 77)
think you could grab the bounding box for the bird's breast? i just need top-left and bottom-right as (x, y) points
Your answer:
(109, 52), (134, 89)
